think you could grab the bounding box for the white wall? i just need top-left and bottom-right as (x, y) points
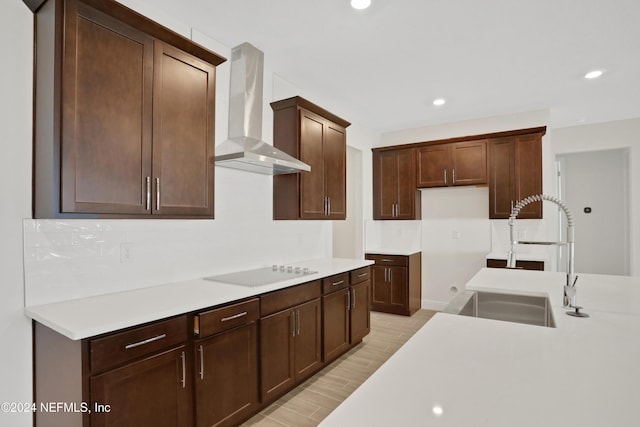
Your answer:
(553, 118), (640, 275)
(1, 2), (34, 426)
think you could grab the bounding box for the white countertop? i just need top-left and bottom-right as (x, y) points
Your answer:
(365, 248), (421, 256)
(24, 258), (373, 340)
(321, 268), (640, 426)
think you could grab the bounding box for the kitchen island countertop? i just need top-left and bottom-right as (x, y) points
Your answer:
(24, 257), (373, 340)
(320, 267), (640, 426)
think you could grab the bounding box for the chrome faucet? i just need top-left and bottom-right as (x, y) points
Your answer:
(506, 194), (587, 317)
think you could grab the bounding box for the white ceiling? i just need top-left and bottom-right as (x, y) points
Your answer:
(148, 0), (640, 133)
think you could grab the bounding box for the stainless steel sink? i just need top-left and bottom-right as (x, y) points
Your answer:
(443, 290), (556, 328)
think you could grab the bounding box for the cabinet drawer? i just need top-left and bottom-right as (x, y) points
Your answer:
(261, 280), (321, 317)
(322, 273), (350, 294)
(365, 254), (408, 267)
(350, 267), (371, 284)
(90, 315), (187, 373)
(195, 298), (259, 338)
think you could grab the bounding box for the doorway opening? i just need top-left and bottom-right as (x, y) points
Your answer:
(333, 146), (363, 258)
(556, 148), (630, 275)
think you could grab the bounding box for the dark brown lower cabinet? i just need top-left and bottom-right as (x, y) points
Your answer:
(366, 253), (422, 316)
(486, 258), (544, 271)
(260, 298), (322, 403)
(90, 346), (192, 427)
(349, 279), (371, 343)
(323, 269), (371, 363)
(322, 288), (350, 362)
(194, 323), (258, 427)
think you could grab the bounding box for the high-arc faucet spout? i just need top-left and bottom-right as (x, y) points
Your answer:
(506, 194), (579, 310)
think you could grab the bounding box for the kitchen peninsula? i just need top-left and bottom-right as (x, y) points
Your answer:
(26, 258), (373, 427)
(321, 267), (640, 426)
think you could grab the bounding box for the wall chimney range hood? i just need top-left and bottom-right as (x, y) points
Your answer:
(214, 43), (310, 175)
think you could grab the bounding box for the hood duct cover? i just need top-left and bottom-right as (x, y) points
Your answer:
(214, 43), (311, 174)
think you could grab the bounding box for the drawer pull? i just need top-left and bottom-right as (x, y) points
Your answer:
(221, 311), (248, 322)
(332, 280), (345, 286)
(124, 333), (166, 350)
(357, 272), (368, 277)
(199, 345), (204, 380)
(381, 259), (394, 263)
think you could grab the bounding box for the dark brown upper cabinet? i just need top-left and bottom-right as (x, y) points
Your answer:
(488, 132), (544, 219)
(417, 140), (487, 187)
(372, 148), (421, 220)
(32, 0), (225, 218)
(271, 97), (350, 220)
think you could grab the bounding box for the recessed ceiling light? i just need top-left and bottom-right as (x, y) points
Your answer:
(433, 98), (446, 106)
(584, 70), (604, 79)
(351, 0), (371, 10)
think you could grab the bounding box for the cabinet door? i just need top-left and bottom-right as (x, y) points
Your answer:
(350, 281), (371, 344)
(450, 140), (487, 186)
(371, 265), (391, 309)
(152, 41), (215, 217)
(293, 298), (323, 380)
(396, 149), (418, 219)
(373, 150), (399, 219)
(324, 123), (347, 219)
(194, 323), (258, 427)
(417, 145), (448, 187)
(389, 266), (408, 311)
(299, 110), (326, 219)
(488, 137), (516, 218)
(323, 289), (350, 362)
(514, 134), (543, 219)
(90, 346), (192, 427)
(260, 309), (295, 403)
(61, 2), (153, 214)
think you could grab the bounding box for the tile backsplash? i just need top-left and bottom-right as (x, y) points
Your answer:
(23, 218), (330, 306)
(24, 169), (332, 306)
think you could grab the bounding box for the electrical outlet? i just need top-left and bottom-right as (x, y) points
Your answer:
(120, 242), (133, 263)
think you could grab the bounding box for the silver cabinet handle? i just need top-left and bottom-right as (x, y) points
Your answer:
(221, 311), (247, 322)
(180, 351), (186, 388)
(444, 169), (447, 185)
(124, 333), (166, 350)
(332, 280), (345, 286)
(357, 272), (368, 278)
(145, 177), (151, 210)
(389, 269), (393, 282)
(352, 289), (356, 308)
(155, 177), (160, 211)
(384, 267), (388, 282)
(198, 345), (204, 380)
(452, 169), (456, 183)
(296, 309), (301, 336)
(347, 289), (351, 310)
(327, 196), (331, 215)
(291, 311), (295, 337)
(381, 259), (394, 263)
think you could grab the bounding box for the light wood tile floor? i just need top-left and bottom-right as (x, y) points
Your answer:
(242, 309), (438, 427)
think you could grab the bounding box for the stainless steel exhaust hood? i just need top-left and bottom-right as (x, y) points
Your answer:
(214, 43), (311, 174)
